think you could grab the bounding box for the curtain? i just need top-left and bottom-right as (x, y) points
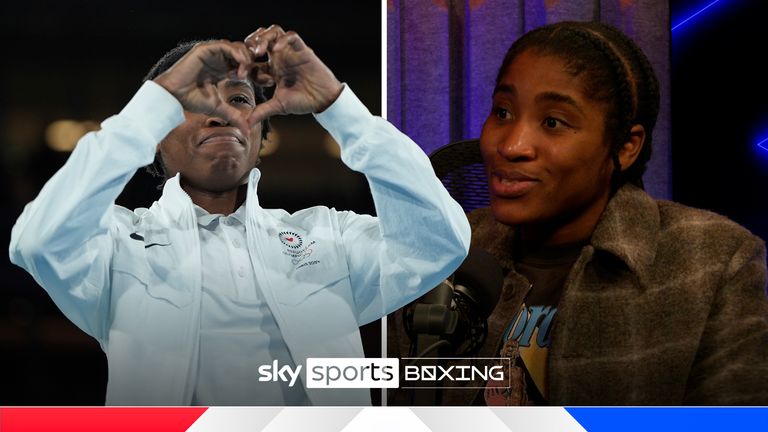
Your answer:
(387, 0), (671, 199)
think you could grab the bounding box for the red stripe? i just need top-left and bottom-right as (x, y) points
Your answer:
(0, 407), (208, 432)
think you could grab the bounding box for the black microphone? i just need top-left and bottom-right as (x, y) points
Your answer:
(404, 247), (504, 357)
(449, 247), (504, 355)
(454, 247), (504, 318)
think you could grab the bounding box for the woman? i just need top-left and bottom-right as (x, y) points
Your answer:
(471, 21), (768, 405)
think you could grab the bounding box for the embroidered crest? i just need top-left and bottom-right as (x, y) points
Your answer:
(279, 231), (303, 249)
(278, 229), (319, 268)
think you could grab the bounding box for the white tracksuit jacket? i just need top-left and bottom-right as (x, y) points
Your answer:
(9, 81), (471, 405)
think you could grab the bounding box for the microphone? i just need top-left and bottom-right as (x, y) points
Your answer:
(454, 247), (504, 318)
(450, 247), (504, 355)
(404, 247), (504, 357)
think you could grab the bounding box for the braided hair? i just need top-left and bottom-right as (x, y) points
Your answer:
(495, 21), (660, 189)
(142, 40), (271, 180)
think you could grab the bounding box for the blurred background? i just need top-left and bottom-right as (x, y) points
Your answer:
(0, 0), (381, 404)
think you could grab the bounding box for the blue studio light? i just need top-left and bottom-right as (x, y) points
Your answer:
(754, 130), (768, 161)
(672, 0), (725, 32)
(758, 136), (768, 152)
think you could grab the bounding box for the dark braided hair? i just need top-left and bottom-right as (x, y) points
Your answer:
(142, 40), (271, 180)
(495, 21), (660, 189)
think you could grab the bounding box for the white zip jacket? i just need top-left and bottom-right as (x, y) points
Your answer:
(9, 81), (470, 406)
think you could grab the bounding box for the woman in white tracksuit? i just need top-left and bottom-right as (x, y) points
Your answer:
(9, 27), (470, 405)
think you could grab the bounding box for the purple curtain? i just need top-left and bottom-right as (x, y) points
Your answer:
(388, 0), (671, 199)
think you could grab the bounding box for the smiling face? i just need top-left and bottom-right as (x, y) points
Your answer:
(480, 49), (615, 244)
(159, 79), (263, 193)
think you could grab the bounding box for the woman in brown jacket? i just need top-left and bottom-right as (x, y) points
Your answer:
(391, 21), (768, 406)
(473, 20), (768, 405)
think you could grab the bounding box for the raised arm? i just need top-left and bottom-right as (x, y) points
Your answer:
(241, 25), (470, 324)
(9, 40), (259, 340)
(8, 82), (181, 340)
(318, 91), (471, 324)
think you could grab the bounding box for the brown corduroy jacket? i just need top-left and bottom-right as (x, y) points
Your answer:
(389, 184), (768, 405)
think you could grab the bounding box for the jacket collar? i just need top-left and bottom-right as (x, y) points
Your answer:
(155, 168), (263, 225)
(590, 183), (660, 282)
(468, 211), (516, 272)
(471, 183), (660, 284)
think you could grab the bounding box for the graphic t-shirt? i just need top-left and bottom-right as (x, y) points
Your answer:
(484, 240), (587, 405)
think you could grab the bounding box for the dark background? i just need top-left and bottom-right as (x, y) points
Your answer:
(671, 0), (768, 243)
(0, 0), (381, 404)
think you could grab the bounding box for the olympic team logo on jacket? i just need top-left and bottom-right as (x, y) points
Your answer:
(279, 231), (303, 249)
(279, 230), (318, 268)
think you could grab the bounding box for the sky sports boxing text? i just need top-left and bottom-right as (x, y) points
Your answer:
(259, 357), (510, 389)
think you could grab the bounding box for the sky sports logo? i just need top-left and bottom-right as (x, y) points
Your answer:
(260, 358), (511, 389)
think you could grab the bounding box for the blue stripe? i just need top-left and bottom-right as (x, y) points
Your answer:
(565, 407), (768, 432)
